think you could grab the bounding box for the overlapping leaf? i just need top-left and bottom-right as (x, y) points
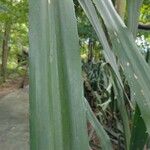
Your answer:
(84, 99), (112, 150)
(78, 0), (150, 134)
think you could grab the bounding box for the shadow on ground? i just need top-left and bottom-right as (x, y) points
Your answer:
(0, 87), (29, 150)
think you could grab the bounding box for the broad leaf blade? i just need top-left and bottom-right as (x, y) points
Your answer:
(84, 99), (113, 150)
(130, 105), (148, 150)
(29, 0), (89, 149)
(78, 1), (131, 148)
(111, 69), (131, 150)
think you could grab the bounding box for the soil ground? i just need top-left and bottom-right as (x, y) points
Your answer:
(0, 78), (99, 150)
(0, 78), (29, 150)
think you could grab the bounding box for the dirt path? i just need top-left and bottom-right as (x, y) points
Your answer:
(0, 88), (29, 150)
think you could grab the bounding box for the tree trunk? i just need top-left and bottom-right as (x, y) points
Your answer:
(1, 22), (11, 82)
(88, 38), (93, 62)
(115, 0), (126, 20)
(138, 23), (150, 30)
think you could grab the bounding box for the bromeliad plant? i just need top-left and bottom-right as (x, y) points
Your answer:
(29, 0), (150, 149)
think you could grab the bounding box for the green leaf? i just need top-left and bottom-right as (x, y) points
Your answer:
(111, 69), (131, 150)
(78, 0), (123, 87)
(126, 0), (144, 37)
(77, 1), (130, 148)
(0, 2), (8, 12)
(84, 99), (113, 150)
(29, 0), (89, 149)
(79, 0), (150, 135)
(130, 105), (148, 150)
